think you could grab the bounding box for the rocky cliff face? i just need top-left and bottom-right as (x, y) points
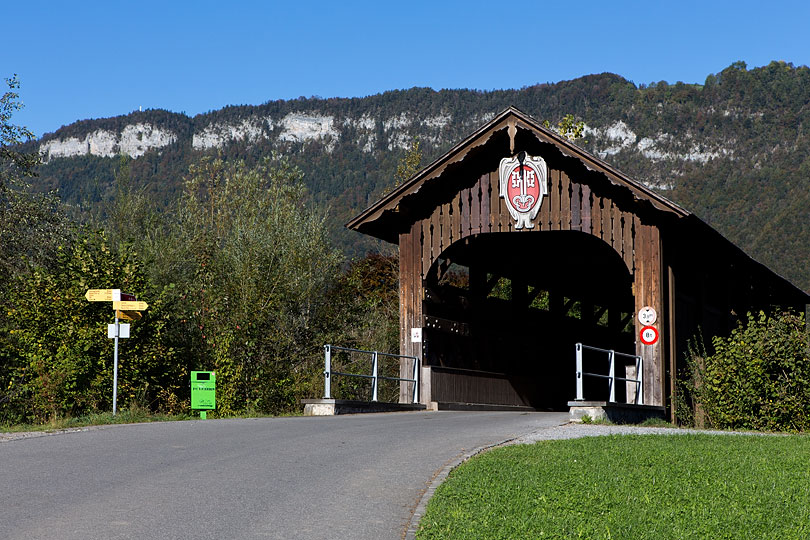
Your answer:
(38, 110), (732, 191)
(39, 123), (177, 161)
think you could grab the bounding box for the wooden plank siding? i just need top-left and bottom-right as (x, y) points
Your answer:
(413, 168), (641, 289)
(570, 179), (581, 232)
(560, 171), (571, 231)
(581, 184), (592, 234)
(489, 172), (500, 233)
(550, 169), (561, 230)
(480, 173), (491, 234)
(399, 165), (658, 405)
(633, 220), (665, 406)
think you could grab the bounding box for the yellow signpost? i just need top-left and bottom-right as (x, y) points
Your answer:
(113, 301), (148, 311)
(85, 289), (147, 416)
(85, 289), (121, 302)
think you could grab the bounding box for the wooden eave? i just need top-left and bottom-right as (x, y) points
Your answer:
(681, 214), (810, 301)
(346, 107), (690, 243)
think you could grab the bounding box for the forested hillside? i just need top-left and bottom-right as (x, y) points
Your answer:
(31, 60), (810, 290)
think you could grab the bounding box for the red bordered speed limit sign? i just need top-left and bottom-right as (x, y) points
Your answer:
(640, 325), (659, 346)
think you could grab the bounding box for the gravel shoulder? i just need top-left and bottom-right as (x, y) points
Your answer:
(511, 422), (768, 443)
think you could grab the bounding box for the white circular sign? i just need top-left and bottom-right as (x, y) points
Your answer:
(638, 306), (657, 326)
(640, 325), (659, 346)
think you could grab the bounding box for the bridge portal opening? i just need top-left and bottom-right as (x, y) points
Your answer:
(423, 231), (634, 410)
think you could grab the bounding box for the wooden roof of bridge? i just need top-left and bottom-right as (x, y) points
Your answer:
(347, 106), (689, 242)
(347, 107), (809, 301)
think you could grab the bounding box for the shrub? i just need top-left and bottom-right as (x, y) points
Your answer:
(680, 311), (810, 432)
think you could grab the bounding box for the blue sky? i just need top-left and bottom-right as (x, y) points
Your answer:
(5, 0), (810, 138)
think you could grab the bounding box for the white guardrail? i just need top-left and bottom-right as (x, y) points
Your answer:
(575, 343), (643, 405)
(323, 345), (419, 404)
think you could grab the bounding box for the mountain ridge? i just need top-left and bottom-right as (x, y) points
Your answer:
(29, 61), (810, 291)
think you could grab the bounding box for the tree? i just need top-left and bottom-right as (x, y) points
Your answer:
(394, 136), (423, 186)
(543, 114), (587, 143)
(168, 155), (341, 414)
(0, 75), (75, 421)
(0, 75), (37, 179)
(0, 74), (65, 280)
(2, 227), (187, 423)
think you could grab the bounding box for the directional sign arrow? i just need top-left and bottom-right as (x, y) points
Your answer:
(85, 289), (121, 302)
(113, 301), (148, 311)
(116, 310), (142, 321)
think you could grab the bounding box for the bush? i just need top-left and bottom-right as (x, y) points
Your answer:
(680, 311), (810, 432)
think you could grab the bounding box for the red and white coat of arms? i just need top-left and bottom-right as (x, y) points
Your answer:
(498, 152), (548, 229)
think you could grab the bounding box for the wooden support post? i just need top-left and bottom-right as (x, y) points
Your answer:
(400, 222), (425, 404)
(668, 263), (677, 422)
(633, 218), (665, 406)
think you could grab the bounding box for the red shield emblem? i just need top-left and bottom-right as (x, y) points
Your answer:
(498, 154), (548, 229)
(506, 164), (542, 213)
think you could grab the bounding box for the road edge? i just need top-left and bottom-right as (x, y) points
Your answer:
(403, 434), (522, 540)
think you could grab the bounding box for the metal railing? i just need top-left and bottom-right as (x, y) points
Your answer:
(574, 343), (643, 404)
(323, 345), (419, 404)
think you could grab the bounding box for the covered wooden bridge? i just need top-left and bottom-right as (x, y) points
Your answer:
(347, 108), (810, 418)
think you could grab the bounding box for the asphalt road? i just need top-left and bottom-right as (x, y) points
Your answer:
(1, 411), (568, 540)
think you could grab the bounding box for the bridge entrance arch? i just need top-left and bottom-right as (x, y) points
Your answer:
(348, 108), (810, 417)
(423, 231), (633, 410)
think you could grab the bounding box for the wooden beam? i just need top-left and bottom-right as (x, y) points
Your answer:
(489, 171), (500, 233)
(550, 169), (561, 230)
(581, 184), (592, 234)
(668, 262), (677, 423)
(571, 180), (582, 231)
(634, 218), (665, 407)
(560, 170), (571, 230)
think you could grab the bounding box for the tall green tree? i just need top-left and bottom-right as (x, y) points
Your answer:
(0, 74), (66, 279)
(0, 75), (74, 420)
(168, 155), (341, 414)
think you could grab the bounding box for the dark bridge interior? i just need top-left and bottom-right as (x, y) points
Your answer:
(423, 231), (635, 410)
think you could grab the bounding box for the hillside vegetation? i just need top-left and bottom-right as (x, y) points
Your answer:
(30, 60), (810, 291)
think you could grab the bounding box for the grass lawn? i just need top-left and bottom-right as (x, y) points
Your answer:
(1, 407), (302, 434)
(417, 434), (810, 539)
(0, 408), (195, 433)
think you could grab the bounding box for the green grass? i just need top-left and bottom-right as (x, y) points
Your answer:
(417, 434), (810, 539)
(0, 407), (196, 433)
(1, 405), (303, 433)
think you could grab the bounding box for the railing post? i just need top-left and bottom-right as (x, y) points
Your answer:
(412, 355), (419, 404)
(608, 350), (615, 403)
(371, 351), (378, 402)
(637, 355), (644, 405)
(575, 343), (583, 401)
(324, 345), (332, 399)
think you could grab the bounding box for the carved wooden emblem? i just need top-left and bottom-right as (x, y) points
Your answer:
(498, 152), (548, 229)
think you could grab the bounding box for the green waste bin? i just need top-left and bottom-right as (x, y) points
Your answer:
(191, 371), (216, 418)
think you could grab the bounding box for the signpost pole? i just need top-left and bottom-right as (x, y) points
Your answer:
(113, 312), (119, 416)
(86, 289), (144, 417)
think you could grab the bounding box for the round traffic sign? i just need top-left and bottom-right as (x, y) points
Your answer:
(638, 306), (657, 326)
(640, 325), (659, 346)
